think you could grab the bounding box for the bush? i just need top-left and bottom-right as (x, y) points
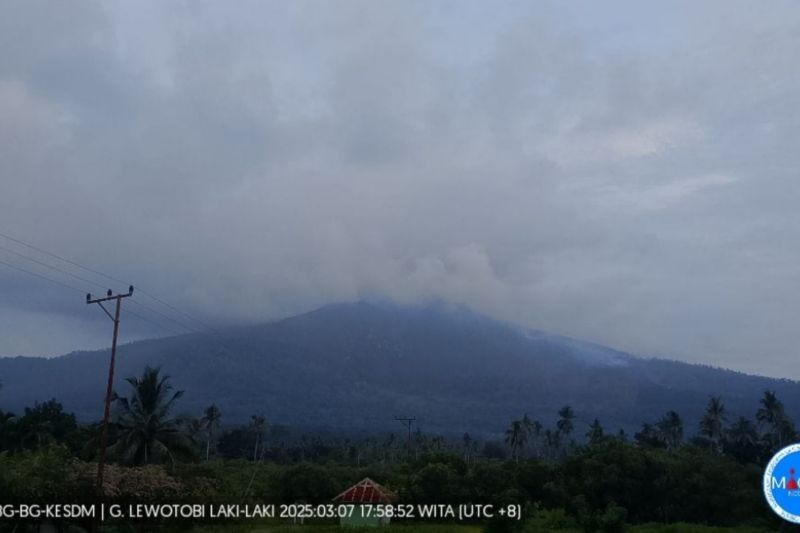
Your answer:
(524, 506), (578, 531)
(598, 503), (628, 533)
(0, 446), (88, 503)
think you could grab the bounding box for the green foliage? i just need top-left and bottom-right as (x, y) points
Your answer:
(0, 445), (87, 503)
(412, 462), (465, 504)
(0, 408), (17, 450)
(2, 399), (77, 452)
(483, 440), (507, 460)
(586, 419), (605, 446)
(756, 390), (796, 454)
(217, 427), (255, 459)
(110, 366), (196, 465)
(276, 463), (339, 504)
(723, 416), (759, 464)
(200, 403), (222, 460)
(202, 459), (281, 502)
(572, 498), (628, 533)
(525, 505), (578, 531)
(557, 406), (575, 437)
(513, 460), (557, 505)
(466, 462), (515, 502)
(698, 396), (725, 453)
(505, 420), (528, 462)
(483, 488), (526, 533)
(2, 387), (794, 531)
(655, 411), (683, 452)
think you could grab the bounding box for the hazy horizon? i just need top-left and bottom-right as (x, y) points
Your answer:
(2, 1), (800, 379)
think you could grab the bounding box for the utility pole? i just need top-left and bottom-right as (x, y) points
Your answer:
(87, 286), (133, 495)
(395, 416), (415, 462)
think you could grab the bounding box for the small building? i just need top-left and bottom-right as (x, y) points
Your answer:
(332, 477), (398, 527)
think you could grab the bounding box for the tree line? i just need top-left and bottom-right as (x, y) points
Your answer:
(503, 391), (794, 467)
(0, 368), (794, 531)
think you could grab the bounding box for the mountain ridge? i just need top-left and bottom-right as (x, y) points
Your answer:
(1, 301), (798, 436)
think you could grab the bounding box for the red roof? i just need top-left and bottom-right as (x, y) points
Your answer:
(332, 477), (397, 503)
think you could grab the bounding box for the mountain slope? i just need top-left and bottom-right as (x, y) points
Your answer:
(1, 301), (798, 436)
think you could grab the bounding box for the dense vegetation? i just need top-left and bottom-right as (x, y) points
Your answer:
(0, 368), (792, 532)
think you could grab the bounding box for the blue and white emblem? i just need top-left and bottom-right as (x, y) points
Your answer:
(764, 443), (800, 523)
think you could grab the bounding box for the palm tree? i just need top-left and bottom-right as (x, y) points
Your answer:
(557, 406), (575, 436)
(634, 423), (663, 448)
(201, 404), (222, 461)
(543, 429), (559, 459)
(726, 416), (759, 462)
(505, 419), (527, 462)
(520, 414), (542, 457)
(556, 406), (575, 452)
(656, 411), (683, 451)
(757, 390), (796, 450)
(520, 413), (540, 457)
(521, 413), (533, 433)
(414, 428), (424, 460)
(728, 416), (758, 448)
(110, 366), (194, 465)
(532, 419), (544, 457)
(699, 396), (726, 453)
(586, 418), (604, 446)
(462, 432), (472, 463)
(385, 432), (397, 463)
(249, 415), (266, 463)
(757, 391), (782, 428)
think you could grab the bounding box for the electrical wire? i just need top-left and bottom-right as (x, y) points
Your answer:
(0, 243), (112, 291)
(125, 308), (186, 337)
(128, 298), (199, 334)
(0, 231), (216, 335)
(135, 288), (218, 333)
(0, 232), (250, 376)
(0, 257), (86, 294)
(0, 231), (129, 286)
(0, 257), (183, 337)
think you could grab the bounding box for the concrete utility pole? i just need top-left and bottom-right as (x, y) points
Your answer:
(395, 416), (416, 462)
(87, 286), (133, 494)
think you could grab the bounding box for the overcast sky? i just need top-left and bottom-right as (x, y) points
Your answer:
(1, 1), (799, 378)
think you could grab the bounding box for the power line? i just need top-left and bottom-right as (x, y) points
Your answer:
(0, 232), (245, 374)
(5, 245), (199, 335)
(0, 230), (129, 286)
(136, 289), (218, 333)
(1, 238), (243, 397)
(125, 308), (186, 337)
(128, 298), (199, 334)
(0, 231), (215, 335)
(0, 257), (86, 294)
(0, 241), (197, 335)
(0, 243), (112, 292)
(0, 256), (184, 338)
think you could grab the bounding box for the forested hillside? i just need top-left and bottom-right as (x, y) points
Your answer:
(2, 302), (799, 436)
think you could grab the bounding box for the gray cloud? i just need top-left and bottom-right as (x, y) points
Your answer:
(1, 0), (800, 378)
